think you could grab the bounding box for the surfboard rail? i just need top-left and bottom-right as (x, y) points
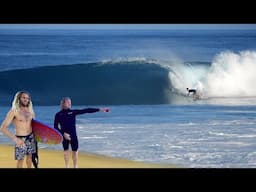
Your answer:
(32, 119), (63, 144)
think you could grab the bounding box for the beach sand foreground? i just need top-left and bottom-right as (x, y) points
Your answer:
(0, 144), (176, 168)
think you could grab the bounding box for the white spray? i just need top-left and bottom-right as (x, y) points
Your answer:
(204, 50), (256, 97)
(168, 50), (256, 98)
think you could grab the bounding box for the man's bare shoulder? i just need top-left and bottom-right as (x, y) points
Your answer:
(1, 109), (16, 124)
(6, 108), (17, 116)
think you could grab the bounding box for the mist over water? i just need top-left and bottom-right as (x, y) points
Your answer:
(203, 51), (256, 97)
(168, 50), (256, 99)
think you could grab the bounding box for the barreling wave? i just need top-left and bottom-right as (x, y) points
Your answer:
(0, 60), (174, 105)
(1, 50), (254, 106)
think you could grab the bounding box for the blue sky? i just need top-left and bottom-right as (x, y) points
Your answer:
(0, 24), (256, 30)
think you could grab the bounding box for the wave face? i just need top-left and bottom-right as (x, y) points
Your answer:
(1, 50), (256, 106)
(0, 60), (172, 105)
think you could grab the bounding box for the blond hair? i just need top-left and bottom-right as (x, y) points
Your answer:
(11, 91), (34, 113)
(60, 97), (71, 109)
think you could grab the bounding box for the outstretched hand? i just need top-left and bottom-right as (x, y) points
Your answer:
(101, 108), (110, 112)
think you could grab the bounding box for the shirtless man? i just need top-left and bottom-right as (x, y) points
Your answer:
(0, 91), (36, 168)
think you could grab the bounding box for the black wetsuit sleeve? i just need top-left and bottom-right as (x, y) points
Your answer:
(54, 113), (64, 135)
(73, 108), (100, 115)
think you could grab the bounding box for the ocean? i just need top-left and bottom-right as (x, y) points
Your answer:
(0, 27), (256, 167)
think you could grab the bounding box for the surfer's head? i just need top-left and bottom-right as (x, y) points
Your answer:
(12, 91), (34, 112)
(60, 97), (71, 110)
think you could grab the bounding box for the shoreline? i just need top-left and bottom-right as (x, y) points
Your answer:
(0, 144), (177, 168)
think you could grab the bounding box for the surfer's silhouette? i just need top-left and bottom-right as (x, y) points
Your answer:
(186, 88), (197, 96)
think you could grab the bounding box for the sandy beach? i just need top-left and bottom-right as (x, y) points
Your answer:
(0, 144), (177, 168)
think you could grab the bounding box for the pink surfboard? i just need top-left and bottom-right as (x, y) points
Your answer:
(32, 119), (63, 144)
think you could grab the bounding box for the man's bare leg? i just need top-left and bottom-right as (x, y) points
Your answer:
(64, 150), (70, 168)
(26, 154), (32, 168)
(17, 159), (24, 168)
(72, 151), (78, 168)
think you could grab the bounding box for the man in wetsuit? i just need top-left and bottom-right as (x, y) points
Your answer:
(0, 91), (37, 168)
(54, 97), (110, 168)
(186, 88), (197, 96)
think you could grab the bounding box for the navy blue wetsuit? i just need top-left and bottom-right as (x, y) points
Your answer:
(54, 108), (100, 151)
(187, 89), (197, 95)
